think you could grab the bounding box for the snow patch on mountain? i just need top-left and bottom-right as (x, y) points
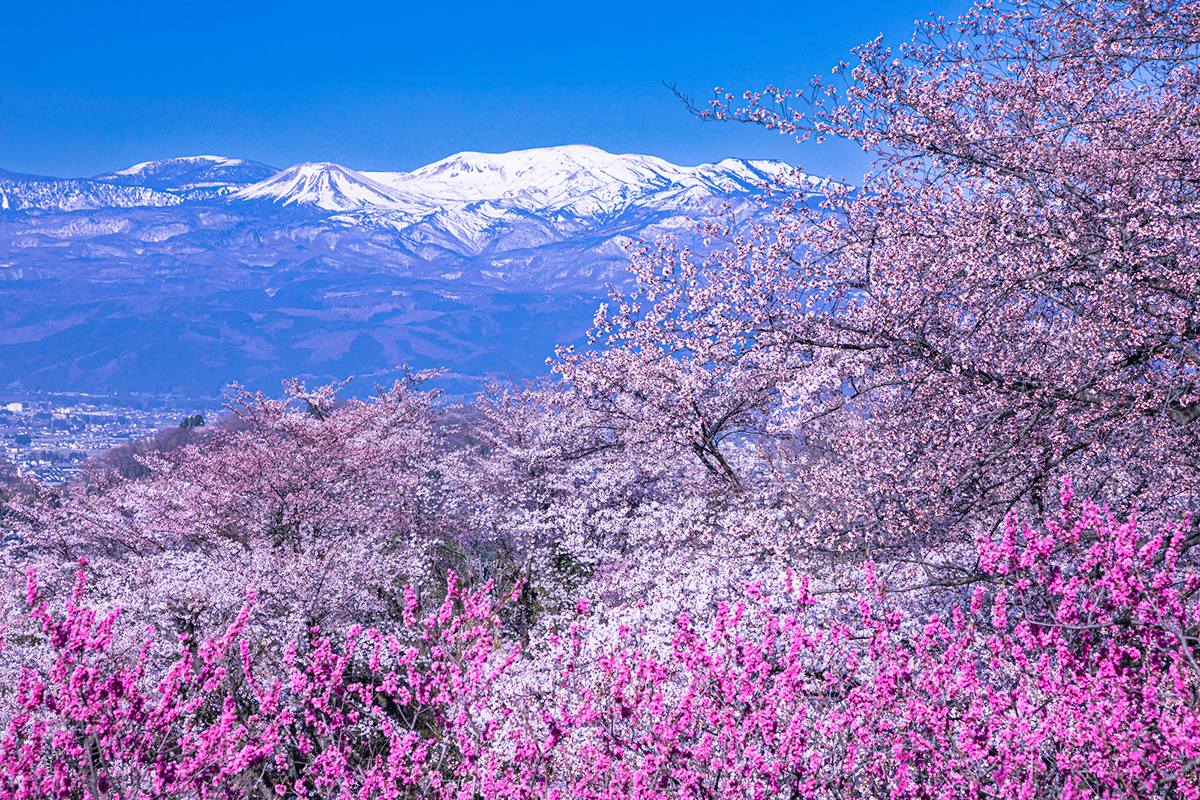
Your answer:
(363, 144), (797, 217)
(231, 163), (428, 212)
(0, 170), (183, 213)
(95, 156), (278, 200)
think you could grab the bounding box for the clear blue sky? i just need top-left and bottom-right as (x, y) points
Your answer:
(1, 0), (966, 180)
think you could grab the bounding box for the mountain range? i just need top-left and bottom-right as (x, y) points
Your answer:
(0, 146), (818, 397)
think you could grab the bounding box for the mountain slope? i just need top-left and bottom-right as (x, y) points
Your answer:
(231, 162), (427, 211)
(0, 170), (183, 213)
(365, 144), (789, 214)
(0, 146), (820, 397)
(95, 156), (277, 200)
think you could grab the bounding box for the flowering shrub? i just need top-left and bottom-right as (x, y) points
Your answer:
(0, 570), (522, 800)
(3, 489), (1198, 798)
(528, 487), (1200, 799)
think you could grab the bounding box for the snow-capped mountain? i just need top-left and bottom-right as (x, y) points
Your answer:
(95, 155), (277, 200)
(0, 145), (818, 397)
(229, 145), (800, 222)
(231, 162), (426, 211)
(364, 145), (791, 216)
(3, 145), (803, 228)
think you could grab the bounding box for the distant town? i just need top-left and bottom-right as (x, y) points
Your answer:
(0, 393), (214, 483)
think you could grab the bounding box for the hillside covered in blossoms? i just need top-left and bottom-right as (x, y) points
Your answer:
(1, 0), (1199, 797)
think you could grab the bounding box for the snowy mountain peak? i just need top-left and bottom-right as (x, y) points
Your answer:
(231, 162), (423, 211)
(363, 144), (797, 216)
(396, 144), (677, 186)
(110, 155), (249, 177)
(94, 156), (278, 200)
(416, 144), (630, 176)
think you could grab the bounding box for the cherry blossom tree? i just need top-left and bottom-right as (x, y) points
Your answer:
(559, 0), (1200, 555)
(3, 376), (450, 656)
(443, 379), (799, 640)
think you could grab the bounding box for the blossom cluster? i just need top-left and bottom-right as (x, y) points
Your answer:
(2, 494), (1199, 798)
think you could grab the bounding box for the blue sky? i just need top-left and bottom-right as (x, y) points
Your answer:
(1, 0), (965, 180)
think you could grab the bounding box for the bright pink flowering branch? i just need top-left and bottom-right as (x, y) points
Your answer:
(532, 489), (1200, 799)
(4, 488), (1200, 798)
(0, 571), (526, 800)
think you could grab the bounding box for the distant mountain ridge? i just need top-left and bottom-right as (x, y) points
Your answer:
(0, 146), (820, 397)
(0, 169), (182, 212)
(3, 145), (803, 221)
(94, 155), (277, 200)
